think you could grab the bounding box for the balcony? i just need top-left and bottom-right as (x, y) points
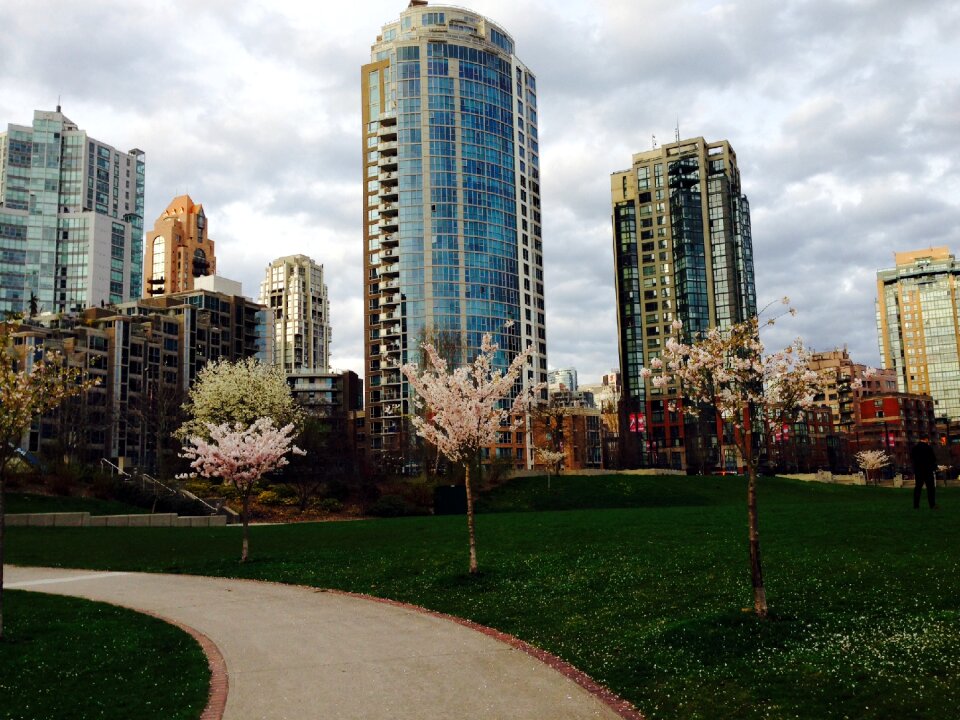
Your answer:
(379, 217), (398, 233)
(380, 232), (399, 247)
(378, 124), (398, 140)
(378, 141), (398, 155)
(383, 325), (402, 338)
(379, 112), (397, 126)
(382, 279), (399, 290)
(378, 155), (398, 171)
(380, 202), (398, 216)
(380, 186), (399, 202)
(381, 293), (401, 307)
(379, 171), (398, 186)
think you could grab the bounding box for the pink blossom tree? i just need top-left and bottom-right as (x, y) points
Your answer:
(180, 417), (305, 562)
(1, 322), (96, 638)
(642, 301), (827, 617)
(401, 333), (537, 574)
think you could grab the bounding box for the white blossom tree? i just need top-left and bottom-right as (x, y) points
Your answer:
(1, 322), (96, 638)
(535, 447), (565, 490)
(855, 449), (891, 485)
(180, 418), (304, 562)
(642, 301), (827, 617)
(401, 333), (537, 574)
(177, 357), (302, 441)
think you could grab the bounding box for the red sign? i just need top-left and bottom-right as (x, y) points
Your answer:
(629, 413), (646, 433)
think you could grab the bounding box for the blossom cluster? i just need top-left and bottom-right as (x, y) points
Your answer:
(400, 333), (538, 463)
(636, 304), (829, 472)
(180, 417), (305, 491)
(855, 449), (891, 472)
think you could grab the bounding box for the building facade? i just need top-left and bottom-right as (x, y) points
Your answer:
(0, 108), (144, 315)
(611, 137), (757, 470)
(547, 367), (578, 391)
(259, 254), (331, 373)
(808, 349), (898, 433)
(361, 2), (546, 467)
(143, 195), (215, 297)
(857, 393), (937, 475)
(8, 286), (265, 473)
(877, 247), (960, 421)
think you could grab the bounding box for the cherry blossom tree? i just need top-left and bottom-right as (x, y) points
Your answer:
(180, 417), (304, 562)
(535, 447), (565, 490)
(401, 332), (537, 574)
(177, 357), (302, 442)
(855, 449), (891, 485)
(1, 322), (96, 638)
(642, 301), (827, 617)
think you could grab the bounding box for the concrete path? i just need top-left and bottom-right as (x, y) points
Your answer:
(6, 566), (632, 720)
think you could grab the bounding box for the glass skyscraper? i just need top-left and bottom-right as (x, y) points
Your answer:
(0, 108), (144, 315)
(877, 247), (960, 421)
(611, 137), (756, 470)
(362, 2), (546, 467)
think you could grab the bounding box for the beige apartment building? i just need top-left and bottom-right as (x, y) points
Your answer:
(877, 247), (960, 421)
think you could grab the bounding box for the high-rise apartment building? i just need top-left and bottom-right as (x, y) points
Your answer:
(547, 367), (578, 392)
(0, 108), (144, 315)
(143, 195), (215, 296)
(611, 137), (756, 469)
(259, 254), (331, 373)
(877, 247), (960, 421)
(362, 2), (546, 466)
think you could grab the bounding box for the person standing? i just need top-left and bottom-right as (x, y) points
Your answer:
(910, 439), (938, 509)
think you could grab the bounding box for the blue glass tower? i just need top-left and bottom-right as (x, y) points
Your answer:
(362, 3), (546, 467)
(0, 109), (144, 316)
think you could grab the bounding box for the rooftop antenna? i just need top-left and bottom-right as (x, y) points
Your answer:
(675, 117), (680, 144)
(56, 95), (61, 113)
(651, 134), (657, 150)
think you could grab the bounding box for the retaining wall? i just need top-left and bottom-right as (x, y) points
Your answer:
(5, 512), (227, 528)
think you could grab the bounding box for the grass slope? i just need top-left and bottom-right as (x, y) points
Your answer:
(7, 475), (959, 720)
(5, 492), (148, 516)
(0, 591), (209, 720)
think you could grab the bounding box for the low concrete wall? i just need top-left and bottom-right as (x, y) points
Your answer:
(5, 512), (227, 528)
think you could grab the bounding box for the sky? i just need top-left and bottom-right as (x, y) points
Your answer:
(3, 0), (959, 384)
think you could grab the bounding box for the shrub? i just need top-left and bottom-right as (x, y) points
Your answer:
(367, 494), (417, 518)
(317, 497), (343, 513)
(256, 490), (282, 505)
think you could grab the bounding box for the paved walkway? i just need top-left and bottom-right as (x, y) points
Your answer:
(6, 566), (633, 720)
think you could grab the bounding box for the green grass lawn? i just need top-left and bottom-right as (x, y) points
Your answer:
(0, 591), (209, 720)
(4, 492), (149, 516)
(7, 474), (960, 720)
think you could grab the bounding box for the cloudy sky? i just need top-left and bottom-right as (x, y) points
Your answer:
(3, 0), (959, 383)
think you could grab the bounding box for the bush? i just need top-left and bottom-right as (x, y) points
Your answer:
(256, 490), (282, 505)
(367, 494), (417, 518)
(316, 497), (344, 513)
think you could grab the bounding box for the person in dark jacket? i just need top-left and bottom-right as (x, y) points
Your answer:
(910, 439), (938, 509)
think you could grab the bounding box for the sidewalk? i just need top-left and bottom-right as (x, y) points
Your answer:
(6, 566), (631, 720)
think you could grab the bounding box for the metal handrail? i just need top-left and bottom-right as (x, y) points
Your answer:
(99, 458), (225, 517)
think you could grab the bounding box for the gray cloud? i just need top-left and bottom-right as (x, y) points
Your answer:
(2, 0), (959, 384)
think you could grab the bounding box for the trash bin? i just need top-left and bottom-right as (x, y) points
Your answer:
(434, 484), (467, 515)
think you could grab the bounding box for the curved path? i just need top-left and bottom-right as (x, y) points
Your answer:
(6, 566), (635, 720)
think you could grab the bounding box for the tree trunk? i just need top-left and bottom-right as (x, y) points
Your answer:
(464, 462), (478, 574)
(747, 466), (768, 617)
(0, 468), (6, 639)
(241, 494), (250, 563)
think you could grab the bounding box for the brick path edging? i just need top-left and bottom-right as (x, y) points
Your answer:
(142, 610), (228, 720)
